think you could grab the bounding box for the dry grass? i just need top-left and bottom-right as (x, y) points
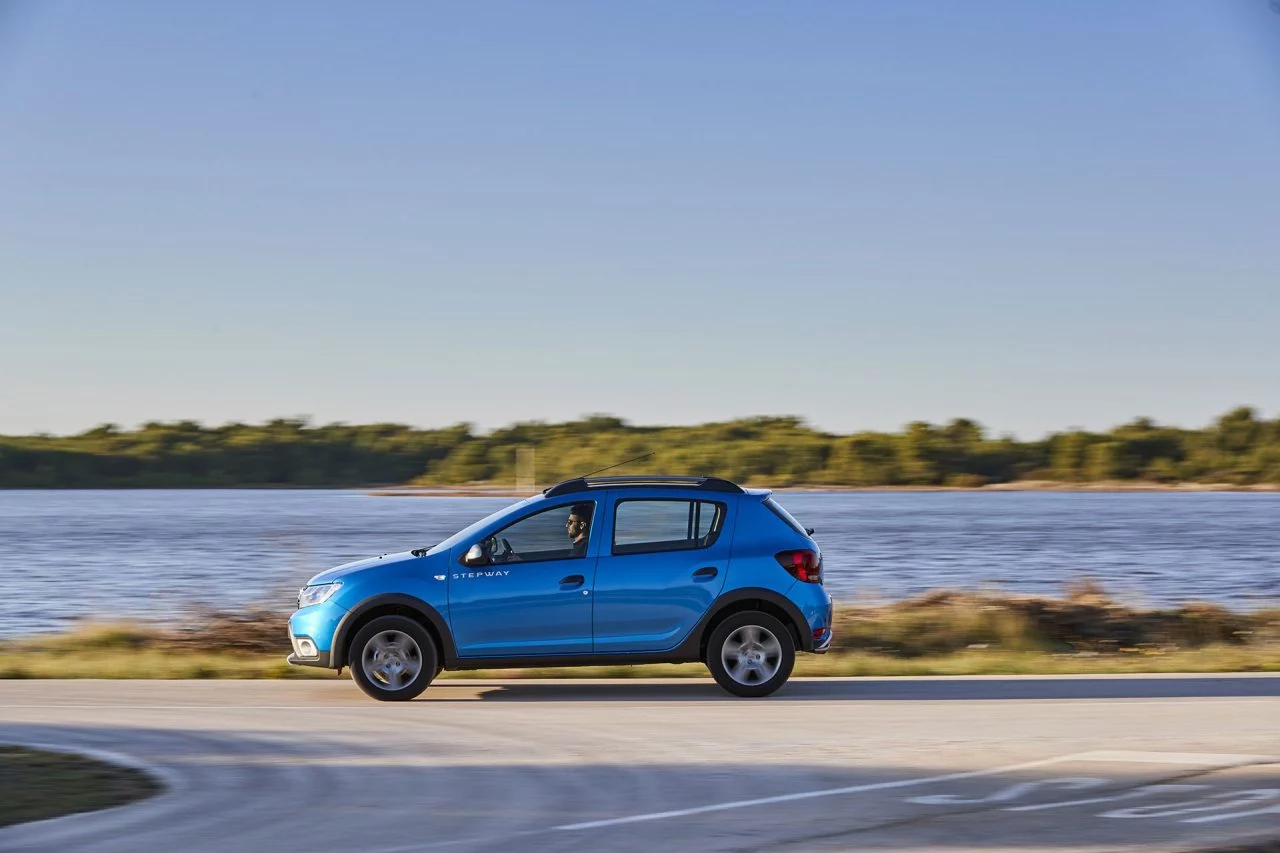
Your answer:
(829, 582), (1279, 657)
(0, 645), (333, 680)
(1, 645), (1275, 680)
(434, 645), (1280, 680)
(2, 586), (1276, 680)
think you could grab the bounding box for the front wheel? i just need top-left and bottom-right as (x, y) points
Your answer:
(706, 611), (795, 698)
(349, 616), (438, 702)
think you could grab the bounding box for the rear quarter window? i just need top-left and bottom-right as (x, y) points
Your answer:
(763, 497), (809, 537)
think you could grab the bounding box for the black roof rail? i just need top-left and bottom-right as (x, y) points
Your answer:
(543, 475), (744, 498)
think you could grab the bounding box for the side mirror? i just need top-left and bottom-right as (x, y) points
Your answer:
(463, 543), (488, 567)
(805, 527), (815, 536)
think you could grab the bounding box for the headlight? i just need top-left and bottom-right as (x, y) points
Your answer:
(297, 582), (342, 608)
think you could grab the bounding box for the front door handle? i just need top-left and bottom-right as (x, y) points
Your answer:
(559, 575), (585, 589)
(692, 566), (718, 580)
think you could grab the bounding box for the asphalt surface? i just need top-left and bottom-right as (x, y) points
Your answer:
(1, 675), (1277, 853)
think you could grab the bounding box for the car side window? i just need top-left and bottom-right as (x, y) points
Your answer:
(612, 499), (725, 556)
(477, 501), (596, 565)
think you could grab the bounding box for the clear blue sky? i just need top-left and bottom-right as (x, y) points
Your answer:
(2, 1), (1278, 438)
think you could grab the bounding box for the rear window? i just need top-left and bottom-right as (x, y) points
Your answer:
(764, 497), (809, 537)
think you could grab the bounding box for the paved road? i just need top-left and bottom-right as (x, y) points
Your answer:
(1, 676), (1278, 852)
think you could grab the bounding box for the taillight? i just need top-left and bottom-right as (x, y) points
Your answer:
(775, 549), (822, 583)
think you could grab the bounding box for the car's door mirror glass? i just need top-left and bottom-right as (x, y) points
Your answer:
(463, 543), (487, 566)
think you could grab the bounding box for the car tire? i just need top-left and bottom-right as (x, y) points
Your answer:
(706, 611), (796, 698)
(349, 616), (437, 702)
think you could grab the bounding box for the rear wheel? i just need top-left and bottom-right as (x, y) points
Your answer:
(349, 616), (437, 701)
(706, 611), (795, 697)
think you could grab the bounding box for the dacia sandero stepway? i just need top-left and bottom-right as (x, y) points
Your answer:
(288, 476), (833, 699)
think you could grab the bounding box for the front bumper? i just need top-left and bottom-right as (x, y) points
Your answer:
(287, 631), (333, 668)
(287, 650), (332, 668)
(287, 600), (348, 670)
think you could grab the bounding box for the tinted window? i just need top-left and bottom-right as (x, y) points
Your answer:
(764, 497), (809, 536)
(696, 504), (718, 540)
(612, 499), (725, 556)
(481, 501), (595, 564)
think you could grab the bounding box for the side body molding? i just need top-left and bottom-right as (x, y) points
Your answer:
(333, 588), (812, 672)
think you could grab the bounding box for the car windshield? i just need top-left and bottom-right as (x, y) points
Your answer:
(422, 497), (537, 556)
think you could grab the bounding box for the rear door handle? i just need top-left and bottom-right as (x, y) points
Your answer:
(559, 575), (585, 589)
(692, 566), (718, 580)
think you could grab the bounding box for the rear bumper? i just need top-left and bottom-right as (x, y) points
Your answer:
(788, 582), (834, 653)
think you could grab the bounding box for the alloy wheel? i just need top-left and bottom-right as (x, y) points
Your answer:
(361, 629), (423, 691)
(720, 624), (783, 686)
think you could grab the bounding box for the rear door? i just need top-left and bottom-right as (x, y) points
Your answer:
(592, 492), (736, 653)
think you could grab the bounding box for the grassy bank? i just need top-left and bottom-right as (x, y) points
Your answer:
(2, 585), (1276, 679)
(0, 746), (160, 828)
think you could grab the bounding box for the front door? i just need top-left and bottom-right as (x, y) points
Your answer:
(449, 499), (599, 658)
(592, 493), (735, 653)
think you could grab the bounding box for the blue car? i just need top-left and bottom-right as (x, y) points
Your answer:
(288, 476), (833, 699)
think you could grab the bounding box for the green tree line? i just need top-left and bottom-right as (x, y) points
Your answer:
(1, 407), (1278, 488)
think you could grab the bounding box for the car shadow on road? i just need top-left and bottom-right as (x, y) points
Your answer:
(426, 675), (1280, 702)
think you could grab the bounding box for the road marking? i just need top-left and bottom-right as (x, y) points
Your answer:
(555, 750), (1279, 832)
(1004, 783), (1210, 812)
(1185, 801), (1280, 823)
(1069, 750), (1278, 766)
(910, 777), (1108, 806)
(555, 754), (1083, 831)
(1102, 789), (1280, 820)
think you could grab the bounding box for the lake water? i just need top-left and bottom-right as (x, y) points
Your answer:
(0, 489), (1277, 637)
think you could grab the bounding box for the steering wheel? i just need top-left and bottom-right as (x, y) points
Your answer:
(498, 537), (514, 559)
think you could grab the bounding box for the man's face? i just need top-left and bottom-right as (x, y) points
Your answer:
(566, 513), (588, 541)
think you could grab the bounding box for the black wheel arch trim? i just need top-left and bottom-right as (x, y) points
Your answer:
(687, 587), (815, 654)
(332, 593), (458, 669)
(334, 587), (811, 672)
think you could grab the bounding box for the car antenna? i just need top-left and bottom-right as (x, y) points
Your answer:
(577, 450), (655, 479)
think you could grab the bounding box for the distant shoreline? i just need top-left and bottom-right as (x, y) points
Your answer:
(7, 406), (1278, 493)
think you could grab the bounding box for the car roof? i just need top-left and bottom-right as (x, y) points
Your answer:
(542, 475), (745, 498)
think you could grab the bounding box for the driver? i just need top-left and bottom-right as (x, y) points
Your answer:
(566, 503), (592, 558)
